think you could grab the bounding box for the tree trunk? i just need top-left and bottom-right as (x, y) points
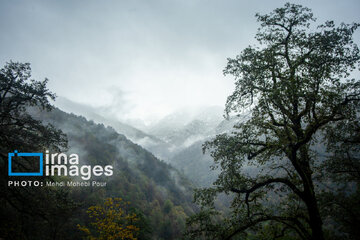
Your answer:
(295, 146), (325, 240)
(306, 193), (325, 240)
(302, 166), (325, 240)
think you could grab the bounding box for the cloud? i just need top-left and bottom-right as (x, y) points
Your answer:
(1, 0), (359, 122)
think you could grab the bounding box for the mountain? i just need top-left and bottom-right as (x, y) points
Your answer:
(169, 113), (251, 187)
(55, 97), (172, 160)
(170, 140), (218, 187)
(30, 107), (196, 240)
(145, 106), (224, 155)
(147, 106), (223, 132)
(54, 98), (249, 189)
(55, 98), (227, 163)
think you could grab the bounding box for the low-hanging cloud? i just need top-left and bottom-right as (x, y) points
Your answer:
(1, 0), (359, 122)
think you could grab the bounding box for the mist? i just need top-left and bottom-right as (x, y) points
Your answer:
(1, 0), (359, 123)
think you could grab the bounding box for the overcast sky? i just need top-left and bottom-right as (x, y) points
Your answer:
(1, 0), (359, 122)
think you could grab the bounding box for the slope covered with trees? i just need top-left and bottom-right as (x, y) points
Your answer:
(0, 61), (196, 240)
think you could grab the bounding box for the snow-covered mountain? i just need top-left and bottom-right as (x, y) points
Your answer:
(146, 106), (224, 149)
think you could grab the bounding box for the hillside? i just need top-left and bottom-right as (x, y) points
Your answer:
(28, 107), (197, 240)
(55, 97), (172, 161)
(54, 98), (250, 189)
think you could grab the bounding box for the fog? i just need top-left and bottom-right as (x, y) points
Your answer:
(1, 0), (359, 123)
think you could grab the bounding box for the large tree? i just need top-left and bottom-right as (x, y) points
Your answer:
(186, 3), (360, 240)
(0, 61), (76, 239)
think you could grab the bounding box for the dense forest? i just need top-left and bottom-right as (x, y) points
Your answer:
(0, 62), (197, 239)
(1, 2), (360, 240)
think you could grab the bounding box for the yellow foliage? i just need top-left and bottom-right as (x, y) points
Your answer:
(78, 198), (139, 240)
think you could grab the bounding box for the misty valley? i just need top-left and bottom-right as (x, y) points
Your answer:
(1, 2), (360, 240)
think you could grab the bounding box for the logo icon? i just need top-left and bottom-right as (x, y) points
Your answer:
(8, 150), (43, 176)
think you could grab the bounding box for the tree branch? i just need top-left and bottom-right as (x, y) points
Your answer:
(230, 177), (304, 201)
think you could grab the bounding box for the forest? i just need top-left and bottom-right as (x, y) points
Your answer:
(1, 3), (359, 240)
(0, 61), (198, 239)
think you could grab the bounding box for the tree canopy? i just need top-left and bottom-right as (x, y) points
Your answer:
(186, 3), (360, 240)
(0, 61), (67, 152)
(0, 61), (75, 239)
(78, 198), (140, 240)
